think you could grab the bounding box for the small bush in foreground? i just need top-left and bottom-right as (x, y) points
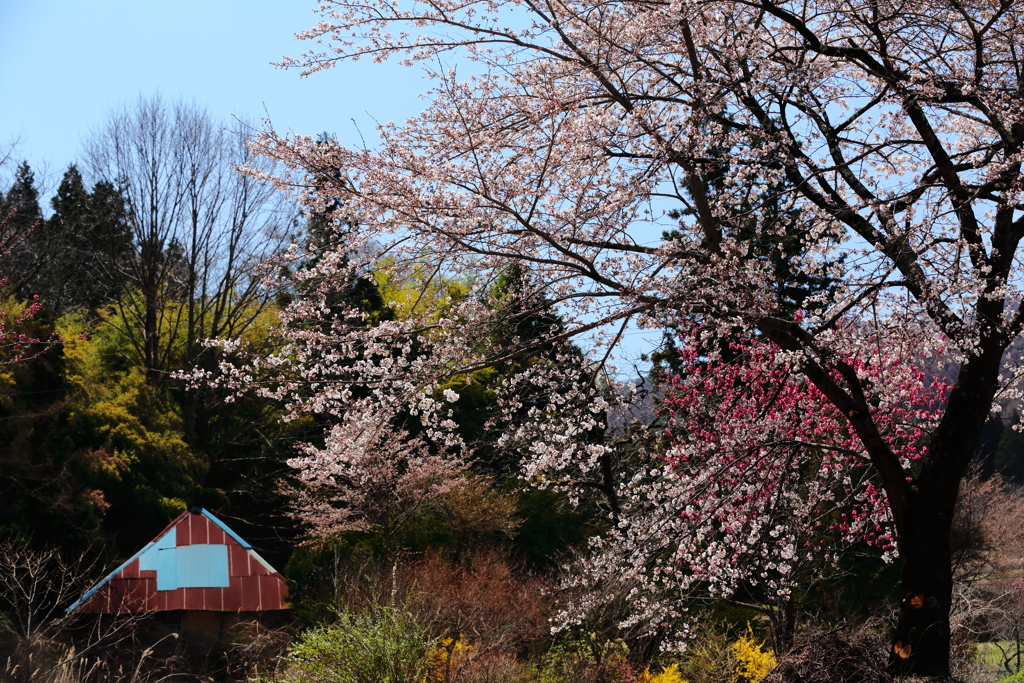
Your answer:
(537, 632), (635, 683)
(638, 663), (686, 683)
(285, 606), (433, 683)
(730, 629), (776, 683)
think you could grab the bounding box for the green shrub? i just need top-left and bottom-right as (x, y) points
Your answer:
(537, 632), (636, 683)
(285, 605), (433, 683)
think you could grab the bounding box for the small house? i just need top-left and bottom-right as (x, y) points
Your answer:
(69, 507), (289, 638)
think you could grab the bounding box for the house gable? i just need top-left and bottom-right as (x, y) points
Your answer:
(69, 508), (288, 614)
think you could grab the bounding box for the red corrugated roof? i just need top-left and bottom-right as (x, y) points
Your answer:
(69, 508), (288, 614)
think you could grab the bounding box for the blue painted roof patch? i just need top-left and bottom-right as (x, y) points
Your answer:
(172, 545), (230, 590)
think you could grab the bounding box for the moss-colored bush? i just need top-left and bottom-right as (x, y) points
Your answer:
(285, 606), (433, 683)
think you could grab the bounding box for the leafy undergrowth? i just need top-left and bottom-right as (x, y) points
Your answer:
(274, 619), (778, 683)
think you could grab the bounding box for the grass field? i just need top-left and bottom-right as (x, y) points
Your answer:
(974, 641), (1024, 682)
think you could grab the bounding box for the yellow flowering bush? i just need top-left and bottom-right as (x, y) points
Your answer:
(424, 636), (476, 683)
(639, 663), (687, 683)
(730, 629), (776, 683)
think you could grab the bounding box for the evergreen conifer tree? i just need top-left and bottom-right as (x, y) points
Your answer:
(41, 165), (133, 316)
(0, 162), (45, 299)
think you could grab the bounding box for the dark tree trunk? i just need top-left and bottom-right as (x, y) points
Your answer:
(886, 348), (1003, 677)
(764, 316), (1005, 677)
(144, 283), (160, 384)
(890, 500), (955, 677)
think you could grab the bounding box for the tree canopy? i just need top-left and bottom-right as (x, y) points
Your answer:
(222, 0), (1024, 674)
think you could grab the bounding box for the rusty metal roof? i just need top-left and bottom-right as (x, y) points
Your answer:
(68, 507), (288, 614)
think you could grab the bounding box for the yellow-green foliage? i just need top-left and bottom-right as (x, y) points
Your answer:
(375, 261), (472, 323)
(83, 288), (286, 374)
(730, 630), (776, 683)
(75, 367), (203, 483)
(57, 313), (209, 541)
(285, 607), (432, 683)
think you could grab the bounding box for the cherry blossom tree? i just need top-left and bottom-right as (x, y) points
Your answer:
(286, 409), (467, 556)
(214, 0), (1024, 673)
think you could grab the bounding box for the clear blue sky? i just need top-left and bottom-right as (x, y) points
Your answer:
(0, 0), (428, 192)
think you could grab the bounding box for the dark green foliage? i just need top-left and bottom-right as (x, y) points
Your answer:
(419, 266), (605, 567)
(284, 533), (388, 625)
(0, 329), (209, 556)
(974, 414), (1004, 479)
(468, 265), (571, 477)
(512, 488), (596, 570)
(288, 134), (391, 327)
(0, 317), (89, 550)
(1, 163), (42, 225)
(0, 162), (45, 299)
(800, 549), (901, 625)
(74, 368), (207, 553)
(995, 411), (1024, 483)
(433, 264), (597, 481)
(284, 484), (595, 613)
(188, 397), (317, 571)
(41, 165), (133, 316)
(0, 164), (133, 320)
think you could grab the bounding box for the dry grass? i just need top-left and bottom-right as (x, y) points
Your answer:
(762, 624), (890, 683)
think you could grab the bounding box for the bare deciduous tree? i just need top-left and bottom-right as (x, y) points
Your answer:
(0, 540), (138, 683)
(84, 94), (290, 448)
